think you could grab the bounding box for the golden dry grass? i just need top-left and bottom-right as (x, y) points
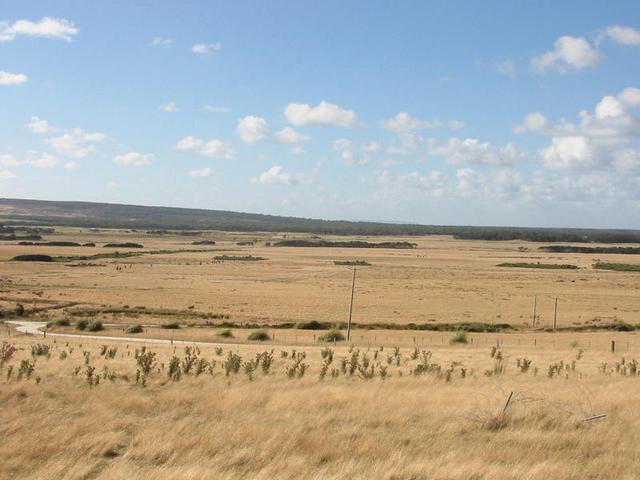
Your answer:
(1, 330), (640, 479)
(1, 228), (639, 329)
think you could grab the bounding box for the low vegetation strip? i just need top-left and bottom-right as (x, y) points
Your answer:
(593, 262), (640, 272)
(334, 260), (371, 266)
(11, 254), (54, 262)
(497, 262), (578, 270)
(213, 255), (266, 261)
(65, 306), (230, 320)
(540, 245), (640, 254)
(103, 242), (144, 248)
(274, 240), (417, 249)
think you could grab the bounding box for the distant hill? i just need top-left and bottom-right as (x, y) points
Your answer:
(1, 198), (640, 243)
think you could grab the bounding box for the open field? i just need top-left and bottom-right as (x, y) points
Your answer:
(2, 327), (640, 479)
(1, 228), (640, 332)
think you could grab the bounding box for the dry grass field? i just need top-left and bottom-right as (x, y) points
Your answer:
(1, 228), (639, 331)
(2, 329), (640, 479)
(2, 229), (640, 479)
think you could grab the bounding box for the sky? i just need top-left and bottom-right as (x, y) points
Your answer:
(1, 1), (640, 228)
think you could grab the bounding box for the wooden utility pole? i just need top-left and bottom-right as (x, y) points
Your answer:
(553, 297), (558, 330)
(347, 267), (357, 341)
(532, 295), (537, 328)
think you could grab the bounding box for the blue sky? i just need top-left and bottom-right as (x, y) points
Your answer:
(1, 1), (640, 228)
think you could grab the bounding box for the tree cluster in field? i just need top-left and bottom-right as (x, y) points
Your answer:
(540, 246), (640, 254)
(274, 240), (417, 249)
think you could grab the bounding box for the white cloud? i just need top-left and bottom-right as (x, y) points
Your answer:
(541, 136), (594, 169)
(602, 25), (640, 47)
(237, 116), (269, 144)
(203, 105), (231, 113)
(527, 87), (640, 171)
(176, 136), (234, 160)
(514, 112), (549, 133)
(46, 129), (106, 158)
(274, 127), (310, 145)
(113, 152), (154, 167)
(333, 139), (382, 166)
(189, 167), (214, 178)
(0, 152), (58, 169)
(25, 116), (51, 133)
(448, 120), (465, 130)
(532, 36), (603, 73)
(159, 102), (177, 113)
(176, 136), (204, 151)
(380, 112), (440, 132)
(428, 138), (524, 166)
(284, 101), (356, 128)
(0, 70), (27, 85)
(0, 17), (78, 42)
(253, 165), (313, 185)
(192, 42), (222, 55)
(494, 59), (516, 78)
(151, 37), (172, 47)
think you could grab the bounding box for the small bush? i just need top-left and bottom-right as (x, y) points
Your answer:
(125, 324), (143, 334)
(86, 321), (104, 332)
(247, 330), (270, 341)
(75, 319), (89, 331)
(318, 330), (345, 342)
(217, 329), (234, 338)
(47, 318), (70, 328)
(160, 322), (181, 329)
(450, 331), (468, 344)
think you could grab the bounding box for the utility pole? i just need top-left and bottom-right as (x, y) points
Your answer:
(532, 294), (537, 328)
(347, 267), (357, 341)
(553, 297), (558, 330)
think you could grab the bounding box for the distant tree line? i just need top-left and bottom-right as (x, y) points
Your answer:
(540, 246), (640, 254)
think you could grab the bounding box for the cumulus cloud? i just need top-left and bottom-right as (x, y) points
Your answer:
(189, 167), (214, 178)
(380, 112), (441, 132)
(428, 138), (524, 166)
(333, 139), (382, 166)
(532, 36), (603, 73)
(237, 116), (269, 144)
(191, 42), (222, 55)
(0, 152), (58, 169)
(159, 102), (177, 113)
(521, 87), (640, 171)
(0, 70), (27, 85)
(284, 101), (356, 128)
(253, 165), (313, 185)
(601, 25), (640, 47)
(113, 152), (154, 166)
(46, 129), (106, 158)
(25, 116), (51, 133)
(0, 17), (78, 42)
(513, 112), (549, 134)
(176, 136), (234, 160)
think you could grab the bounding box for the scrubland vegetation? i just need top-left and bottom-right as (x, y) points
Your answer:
(1, 330), (640, 479)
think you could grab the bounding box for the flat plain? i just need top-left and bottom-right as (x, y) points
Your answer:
(2, 229), (640, 479)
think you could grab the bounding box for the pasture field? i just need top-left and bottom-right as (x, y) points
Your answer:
(1, 228), (640, 333)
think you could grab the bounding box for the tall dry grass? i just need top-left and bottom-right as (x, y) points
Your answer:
(0, 332), (638, 479)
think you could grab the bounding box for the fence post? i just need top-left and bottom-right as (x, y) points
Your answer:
(611, 340), (616, 353)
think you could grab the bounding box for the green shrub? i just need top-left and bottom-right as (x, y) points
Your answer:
(75, 319), (89, 331)
(217, 328), (234, 338)
(86, 320), (104, 332)
(47, 318), (70, 328)
(450, 331), (468, 344)
(318, 330), (345, 342)
(247, 330), (270, 341)
(160, 322), (181, 329)
(125, 324), (143, 334)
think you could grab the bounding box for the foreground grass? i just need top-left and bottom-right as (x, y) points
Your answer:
(1, 333), (639, 479)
